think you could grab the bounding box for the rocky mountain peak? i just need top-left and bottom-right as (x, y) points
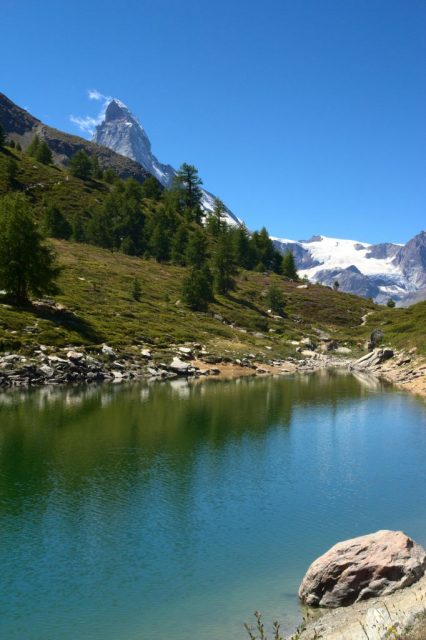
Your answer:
(104, 99), (134, 123)
(93, 97), (240, 225)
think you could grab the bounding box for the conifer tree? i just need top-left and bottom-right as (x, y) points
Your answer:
(212, 232), (238, 294)
(0, 193), (59, 304)
(90, 155), (103, 179)
(69, 150), (92, 180)
(103, 167), (117, 184)
(149, 212), (171, 262)
(233, 226), (254, 269)
(173, 163), (203, 223)
(281, 250), (298, 280)
(140, 176), (162, 201)
(41, 205), (72, 239)
(0, 156), (18, 188)
(181, 265), (213, 311)
(266, 285), (285, 315)
(251, 227), (276, 271)
(26, 135), (40, 157)
(206, 198), (227, 237)
(185, 228), (208, 267)
(0, 125), (5, 147)
(35, 141), (53, 165)
(171, 223), (188, 265)
(71, 213), (87, 243)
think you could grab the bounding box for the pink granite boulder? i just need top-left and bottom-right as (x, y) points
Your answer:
(299, 530), (426, 608)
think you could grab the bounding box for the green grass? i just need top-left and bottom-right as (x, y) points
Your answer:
(0, 146), (112, 220)
(0, 239), (378, 358)
(1, 144), (424, 360)
(364, 301), (426, 355)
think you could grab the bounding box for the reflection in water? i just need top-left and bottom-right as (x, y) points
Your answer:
(0, 373), (425, 640)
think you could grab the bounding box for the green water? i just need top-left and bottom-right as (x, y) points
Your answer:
(0, 372), (426, 640)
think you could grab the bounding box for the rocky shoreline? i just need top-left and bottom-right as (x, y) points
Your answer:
(350, 346), (426, 400)
(0, 341), (355, 389)
(296, 572), (426, 640)
(0, 340), (424, 401)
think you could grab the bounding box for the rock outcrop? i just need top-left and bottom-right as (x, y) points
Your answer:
(299, 530), (426, 608)
(352, 347), (394, 370)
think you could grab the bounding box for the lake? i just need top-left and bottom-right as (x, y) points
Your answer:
(0, 372), (425, 640)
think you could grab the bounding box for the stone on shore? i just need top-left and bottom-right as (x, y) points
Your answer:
(353, 347), (394, 370)
(299, 530), (426, 608)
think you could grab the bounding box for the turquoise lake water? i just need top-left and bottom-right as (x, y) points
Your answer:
(0, 372), (425, 639)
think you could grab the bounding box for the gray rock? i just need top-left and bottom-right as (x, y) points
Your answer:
(300, 337), (316, 350)
(66, 350), (85, 362)
(336, 346), (352, 354)
(299, 530), (426, 608)
(101, 344), (116, 358)
(354, 347), (394, 369)
(168, 357), (190, 374)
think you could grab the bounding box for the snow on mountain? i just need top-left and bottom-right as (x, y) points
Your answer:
(93, 99), (240, 225)
(272, 234), (426, 305)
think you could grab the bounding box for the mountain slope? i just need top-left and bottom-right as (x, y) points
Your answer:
(93, 98), (241, 225)
(0, 238), (375, 354)
(0, 93), (151, 183)
(273, 233), (426, 305)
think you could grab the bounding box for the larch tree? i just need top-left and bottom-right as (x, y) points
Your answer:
(0, 193), (60, 304)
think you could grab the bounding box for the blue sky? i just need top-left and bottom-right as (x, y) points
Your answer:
(1, 0), (425, 243)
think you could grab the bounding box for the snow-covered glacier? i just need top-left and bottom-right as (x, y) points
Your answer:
(272, 233), (426, 305)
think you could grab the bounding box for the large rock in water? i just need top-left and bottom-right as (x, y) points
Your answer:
(299, 530), (426, 608)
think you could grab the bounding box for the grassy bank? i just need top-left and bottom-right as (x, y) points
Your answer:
(0, 239), (378, 357)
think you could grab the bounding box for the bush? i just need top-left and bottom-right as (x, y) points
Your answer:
(132, 278), (142, 301)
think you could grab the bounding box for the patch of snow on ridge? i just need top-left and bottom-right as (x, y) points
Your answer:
(273, 235), (402, 279)
(300, 236), (401, 279)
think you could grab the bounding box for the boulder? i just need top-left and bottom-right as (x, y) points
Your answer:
(300, 337), (316, 350)
(168, 357), (190, 375)
(101, 344), (116, 358)
(336, 346), (352, 354)
(353, 348), (394, 370)
(367, 328), (385, 350)
(299, 530), (426, 608)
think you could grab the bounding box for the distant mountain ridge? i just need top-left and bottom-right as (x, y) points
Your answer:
(93, 98), (241, 225)
(272, 233), (426, 305)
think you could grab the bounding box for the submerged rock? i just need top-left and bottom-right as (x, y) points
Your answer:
(299, 530), (426, 608)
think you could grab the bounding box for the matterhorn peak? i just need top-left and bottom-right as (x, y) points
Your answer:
(93, 97), (241, 225)
(104, 98), (135, 123)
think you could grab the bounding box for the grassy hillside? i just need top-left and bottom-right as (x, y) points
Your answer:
(0, 238), (377, 357)
(0, 144), (424, 361)
(0, 146), (112, 217)
(364, 301), (426, 355)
